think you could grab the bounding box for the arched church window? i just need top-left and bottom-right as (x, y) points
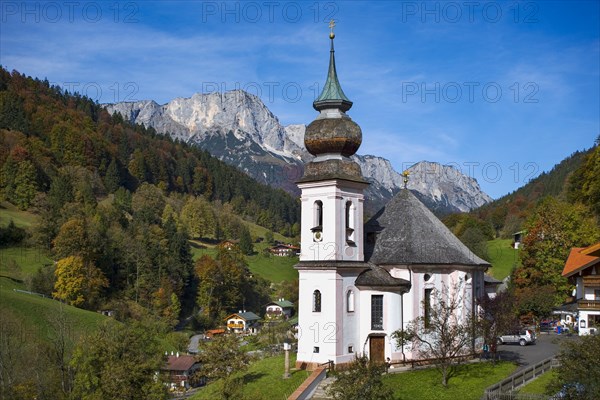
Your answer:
(314, 201), (323, 228)
(313, 290), (322, 312)
(371, 295), (383, 330)
(347, 290), (355, 312)
(312, 201), (323, 242)
(424, 288), (433, 328)
(345, 201), (355, 244)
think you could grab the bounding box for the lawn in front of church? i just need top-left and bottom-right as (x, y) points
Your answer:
(189, 353), (309, 400)
(383, 361), (518, 400)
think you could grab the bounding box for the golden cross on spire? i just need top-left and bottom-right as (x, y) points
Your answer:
(329, 19), (336, 39)
(402, 171), (410, 189)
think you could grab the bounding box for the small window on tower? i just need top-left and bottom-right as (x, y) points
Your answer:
(347, 290), (355, 313)
(348, 345), (354, 353)
(313, 290), (322, 312)
(312, 201), (323, 242)
(313, 346), (320, 353)
(345, 201), (355, 245)
(313, 201), (323, 229)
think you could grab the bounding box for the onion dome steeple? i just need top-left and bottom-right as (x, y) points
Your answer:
(313, 21), (353, 113)
(301, 21), (366, 183)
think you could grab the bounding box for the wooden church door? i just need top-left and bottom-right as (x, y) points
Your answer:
(369, 336), (385, 363)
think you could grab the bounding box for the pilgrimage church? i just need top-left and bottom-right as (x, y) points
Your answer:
(295, 25), (490, 369)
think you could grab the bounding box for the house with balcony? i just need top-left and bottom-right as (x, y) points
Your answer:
(562, 242), (600, 335)
(225, 311), (260, 334)
(265, 298), (294, 319)
(269, 244), (300, 257)
(162, 352), (202, 390)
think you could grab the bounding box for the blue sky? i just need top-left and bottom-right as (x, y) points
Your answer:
(2, 1), (599, 199)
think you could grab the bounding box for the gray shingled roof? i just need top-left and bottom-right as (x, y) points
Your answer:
(355, 265), (411, 292)
(365, 189), (490, 267)
(484, 274), (502, 284)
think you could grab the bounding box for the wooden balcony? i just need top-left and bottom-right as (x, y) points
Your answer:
(577, 299), (600, 310)
(583, 276), (600, 286)
(227, 323), (244, 329)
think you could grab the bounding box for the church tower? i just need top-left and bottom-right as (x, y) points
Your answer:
(295, 23), (369, 369)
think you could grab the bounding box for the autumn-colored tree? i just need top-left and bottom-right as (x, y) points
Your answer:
(195, 243), (268, 325)
(514, 284), (556, 322)
(53, 218), (94, 261)
(568, 139), (600, 219)
(152, 282), (181, 327)
(181, 196), (215, 239)
(53, 256), (108, 308)
(514, 197), (600, 305)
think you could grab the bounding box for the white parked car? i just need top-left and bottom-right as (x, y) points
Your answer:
(497, 329), (536, 346)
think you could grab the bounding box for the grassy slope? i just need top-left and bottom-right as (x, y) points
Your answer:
(518, 369), (557, 395)
(0, 277), (106, 341)
(190, 354), (309, 400)
(384, 362), (518, 400)
(0, 203), (104, 343)
(246, 253), (298, 283)
(190, 228), (299, 284)
(191, 245), (298, 284)
(486, 239), (519, 280)
(0, 201), (39, 227)
(0, 246), (53, 276)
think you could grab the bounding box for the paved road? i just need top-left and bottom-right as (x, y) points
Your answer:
(495, 332), (577, 371)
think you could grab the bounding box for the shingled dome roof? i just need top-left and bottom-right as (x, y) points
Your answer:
(365, 189), (490, 267)
(355, 265), (411, 292)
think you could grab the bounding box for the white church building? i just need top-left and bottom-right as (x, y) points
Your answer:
(295, 29), (489, 370)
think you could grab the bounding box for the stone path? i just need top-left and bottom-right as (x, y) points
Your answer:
(310, 375), (335, 399)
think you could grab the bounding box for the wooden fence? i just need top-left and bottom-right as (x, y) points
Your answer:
(482, 357), (559, 400)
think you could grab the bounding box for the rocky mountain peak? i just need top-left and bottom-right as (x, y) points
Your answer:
(105, 91), (492, 215)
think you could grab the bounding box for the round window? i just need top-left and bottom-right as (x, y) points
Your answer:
(424, 274), (431, 282)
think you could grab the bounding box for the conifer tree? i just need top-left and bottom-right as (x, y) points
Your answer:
(239, 226), (253, 255)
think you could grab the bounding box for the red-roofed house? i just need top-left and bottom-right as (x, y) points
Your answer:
(162, 353), (202, 390)
(562, 243), (600, 335)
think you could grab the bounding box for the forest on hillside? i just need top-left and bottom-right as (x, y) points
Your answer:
(0, 68), (299, 232)
(0, 67), (302, 320)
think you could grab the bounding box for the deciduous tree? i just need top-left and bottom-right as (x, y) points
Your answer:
(550, 334), (600, 399)
(392, 282), (477, 388)
(53, 256), (108, 308)
(327, 354), (393, 400)
(71, 320), (169, 400)
(514, 197), (599, 305)
(181, 196), (215, 239)
(195, 334), (249, 398)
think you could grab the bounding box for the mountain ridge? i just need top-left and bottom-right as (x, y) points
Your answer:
(105, 90), (492, 214)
